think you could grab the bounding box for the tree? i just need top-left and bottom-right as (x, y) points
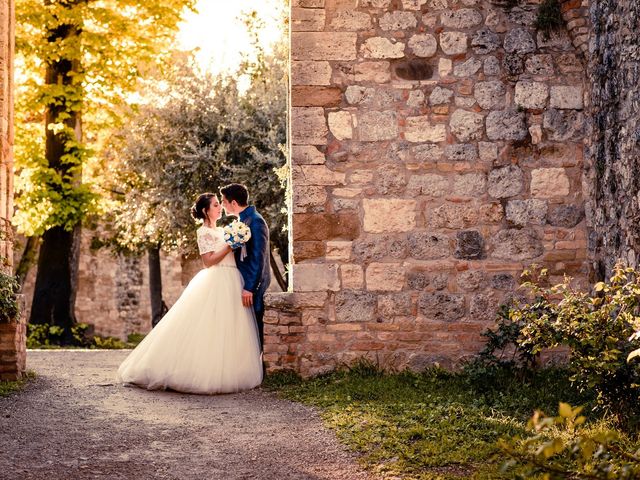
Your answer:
(14, 0), (195, 341)
(105, 39), (289, 320)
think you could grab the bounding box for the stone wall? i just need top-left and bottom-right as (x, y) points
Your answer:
(0, 0), (21, 380)
(20, 231), (186, 339)
(266, 0), (591, 376)
(586, 0), (640, 278)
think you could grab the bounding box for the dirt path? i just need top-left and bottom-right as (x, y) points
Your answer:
(0, 350), (373, 480)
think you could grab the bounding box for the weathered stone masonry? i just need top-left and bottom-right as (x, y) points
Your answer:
(266, 0), (593, 376)
(0, 0), (23, 381)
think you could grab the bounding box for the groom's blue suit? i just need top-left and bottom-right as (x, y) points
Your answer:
(235, 206), (270, 350)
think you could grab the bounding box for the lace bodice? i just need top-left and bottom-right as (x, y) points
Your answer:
(196, 226), (235, 267)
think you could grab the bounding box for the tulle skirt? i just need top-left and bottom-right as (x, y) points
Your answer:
(116, 264), (263, 394)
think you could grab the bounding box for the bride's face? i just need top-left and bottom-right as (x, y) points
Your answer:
(206, 197), (222, 221)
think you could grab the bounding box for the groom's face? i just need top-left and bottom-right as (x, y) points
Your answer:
(221, 195), (235, 215)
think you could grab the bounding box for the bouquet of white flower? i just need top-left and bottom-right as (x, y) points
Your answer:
(223, 220), (251, 260)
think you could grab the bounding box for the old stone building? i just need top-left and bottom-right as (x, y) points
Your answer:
(265, 0), (595, 376)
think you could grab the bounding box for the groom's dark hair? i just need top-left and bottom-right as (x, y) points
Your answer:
(220, 183), (249, 206)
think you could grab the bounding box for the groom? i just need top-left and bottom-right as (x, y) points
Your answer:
(220, 183), (271, 351)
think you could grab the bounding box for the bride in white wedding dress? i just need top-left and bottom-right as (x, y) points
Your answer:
(116, 193), (263, 394)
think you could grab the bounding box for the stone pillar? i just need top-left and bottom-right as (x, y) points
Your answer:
(0, 0), (22, 380)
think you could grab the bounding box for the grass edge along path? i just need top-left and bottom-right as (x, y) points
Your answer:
(264, 365), (597, 480)
(0, 370), (35, 397)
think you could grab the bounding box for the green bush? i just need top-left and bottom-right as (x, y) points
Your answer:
(0, 272), (20, 322)
(513, 264), (640, 427)
(27, 322), (139, 349)
(500, 403), (640, 479)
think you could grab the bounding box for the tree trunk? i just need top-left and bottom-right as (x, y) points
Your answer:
(29, 9), (83, 343)
(29, 226), (81, 343)
(148, 245), (166, 328)
(14, 236), (40, 290)
(270, 249), (287, 291)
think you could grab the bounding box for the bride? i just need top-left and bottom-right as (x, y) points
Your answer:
(116, 192), (263, 394)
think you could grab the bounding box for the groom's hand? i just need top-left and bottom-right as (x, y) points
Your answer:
(242, 289), (253, 307)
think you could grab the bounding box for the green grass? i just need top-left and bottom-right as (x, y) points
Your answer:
(264, 365), (594, 480)
(0, 370), (35, 397)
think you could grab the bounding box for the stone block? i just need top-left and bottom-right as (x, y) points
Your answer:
(547, 205), (584, 228)
(405, 116), (447, 142)
(293, 165), (346, 186)
(515, 81), (549, 109)
(329, 10), (372, 30)
(530, 168), (571, 198)
(292, 32), (358, 60)
(505, 199), (548, 226)
(543, 109), (585, 141)
(407, 174), (449, 197)
(374, 164), (407, 195)
(292, 61), (332, 86)
(453, 172), (487, 196)
(366, 263), (405, 291)
(326, 241), (352, 261)
(363, 199), (417, 233)
(294, 185), (327, 211)
(454, 230), (485, 259)
(525, 54), (554, 76)
(429, 203), (478, 229)
(411, 144), (444, 162)
(408, 34), (438, 58)
(450, 109), (484, 141)
(407, 231), (450, 259)
(352, 236), (407, 263)
(378, 292), (414, 317)
(292, 107), (327, 145)
(354, 61), (391, 83)
(335, 290), (377, 323)
(379, 11), (417, 31)
(429, 86), (454, 105)
(504, 28), (536, 54)
(486, 110), (528, 141)
(454, 58), (482, 77)
(440, 31), (468, 55)
(293, 264), (340, 292)
(474, 81), (506, 110)
(292, 145), (325, 165)
(478, 142), (498, 161)
(340, 265), (364, 289)
(358, 111), (398, 141)
(441, 8), (483, 29)
(550, 86), (584, 109)
(457, 270), (485, 291)
(401, 0), (427, 9)
(361, 37), (406, 59)
(328, 111), (353, 140)
(491, 229), (544, 260)
(418, 292), (465, 321)
(471, 27), (500, 54)
(292, 7), (326, 31)
(445, 144), (478, 161)
(294, 213), (360, 241)
(292, 86), (342, 107)
(488, 165), (524, 199)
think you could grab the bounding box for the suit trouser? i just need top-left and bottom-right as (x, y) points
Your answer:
(254, 305), (265, 352)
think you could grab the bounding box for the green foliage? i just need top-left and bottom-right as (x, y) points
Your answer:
(0, 371), (36, 397)
(265, 366), (590, 479)
(513, 264), (640, 426)
(464, 303), (539, 387)
(27, 322), (141, 349)
(0, 272), (20, 323)
(14, 0), (196, 236)
(500, 403), (640, 479)
(535, 0), (564, 39)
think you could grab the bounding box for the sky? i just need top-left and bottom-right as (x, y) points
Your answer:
(176, 0), (285, 76)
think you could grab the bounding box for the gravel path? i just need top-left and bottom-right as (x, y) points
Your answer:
(0, 350), (373, 480)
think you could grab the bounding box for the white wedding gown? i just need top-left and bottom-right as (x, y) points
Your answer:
(116, 226), (263, 394)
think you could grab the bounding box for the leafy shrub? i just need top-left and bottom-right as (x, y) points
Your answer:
(0, 272), (20, 322)
(513, 264), (640, 427)
(126, 332), (146, 346)
(464, 303), (539, 386)
(91, 335), (127, 349)
(535, 0), (564, 39)
(27, 322), (136, 350)
(500, 403), (640, 479)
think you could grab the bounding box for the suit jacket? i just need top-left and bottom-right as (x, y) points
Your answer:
(235, 206), (271, 312)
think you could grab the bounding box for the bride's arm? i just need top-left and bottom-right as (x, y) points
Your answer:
(200, 245), (232, 268)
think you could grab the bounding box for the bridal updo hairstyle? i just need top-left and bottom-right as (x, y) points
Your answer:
(190, 193), (216, 221)
(219, 183), (249, 206)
